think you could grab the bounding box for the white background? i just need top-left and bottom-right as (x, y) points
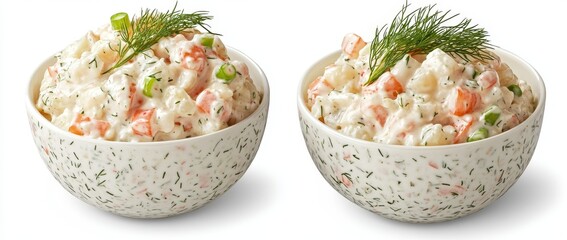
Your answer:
(1, 0), (565, 239)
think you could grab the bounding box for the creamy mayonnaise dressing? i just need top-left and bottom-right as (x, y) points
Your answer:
(307, 34), (535, 146)
(37, 25), (261, 142)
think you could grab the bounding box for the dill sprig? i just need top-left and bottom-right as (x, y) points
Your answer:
(367, 3), (494, 85)
(104, 3), (214, 74)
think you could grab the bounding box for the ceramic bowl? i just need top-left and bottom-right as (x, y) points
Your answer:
(297, 48), (545, 223)
(26, 47), (269, 218)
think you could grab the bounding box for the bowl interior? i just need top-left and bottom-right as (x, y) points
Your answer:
(27, 47), (270, 145)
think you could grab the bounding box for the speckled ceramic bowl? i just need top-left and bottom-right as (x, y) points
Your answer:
(297, 48), (545, 223)
(26, 47), (269, 218)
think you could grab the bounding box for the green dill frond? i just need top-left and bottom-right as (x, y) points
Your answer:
(104, 3), (215, 74)
(367, 3), (494, 85)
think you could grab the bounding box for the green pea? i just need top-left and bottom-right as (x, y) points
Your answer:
(482, 105), (501, 126)
(507, 84), (522, 97)
(467, 127), (489, 142)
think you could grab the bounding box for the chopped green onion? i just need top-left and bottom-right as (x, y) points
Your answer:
(507, 84), (522, 97)
(216, 63), (237, 83)
(143, 76), (157, 97)
(482, 105), (501, 126)
(110, 12), (131, 32)
(467, 127), (489, 142)
(200, 35), (214, 48)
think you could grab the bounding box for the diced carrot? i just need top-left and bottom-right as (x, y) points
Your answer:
(131, 108), (155, 137)
(362, 72), (404, 99)
(68, 114), (110, 137)
(341, 33), (367, 58)
(451, 87), (479, 116)
(182, 45), (207, 72)
(370, 105), (388, 127)
(453, 118), (473, 143)
(69, 114), (90, 136)
(196, 90), (216, 114)
(477, 70), (499, 90)
(93, 121), (110, 137)
(381, 73), (404, 99)
(181, 45), (208, 99)
(307, 76), (333, 102)
(196, 90), (231, 122)
(187, 80), (207, 99)
(308, 76), (322, 91)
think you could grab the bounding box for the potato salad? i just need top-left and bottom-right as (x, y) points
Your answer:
(307, 33), (535, 146)
(37, 24), (261, 142)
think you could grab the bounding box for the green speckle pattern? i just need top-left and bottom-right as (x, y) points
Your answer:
(299, 110), (543, 223)
(27, 110), (267, 218)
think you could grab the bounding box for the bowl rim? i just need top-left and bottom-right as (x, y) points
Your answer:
(297, 47), (546, 150)
(26, 46), (270, 146)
